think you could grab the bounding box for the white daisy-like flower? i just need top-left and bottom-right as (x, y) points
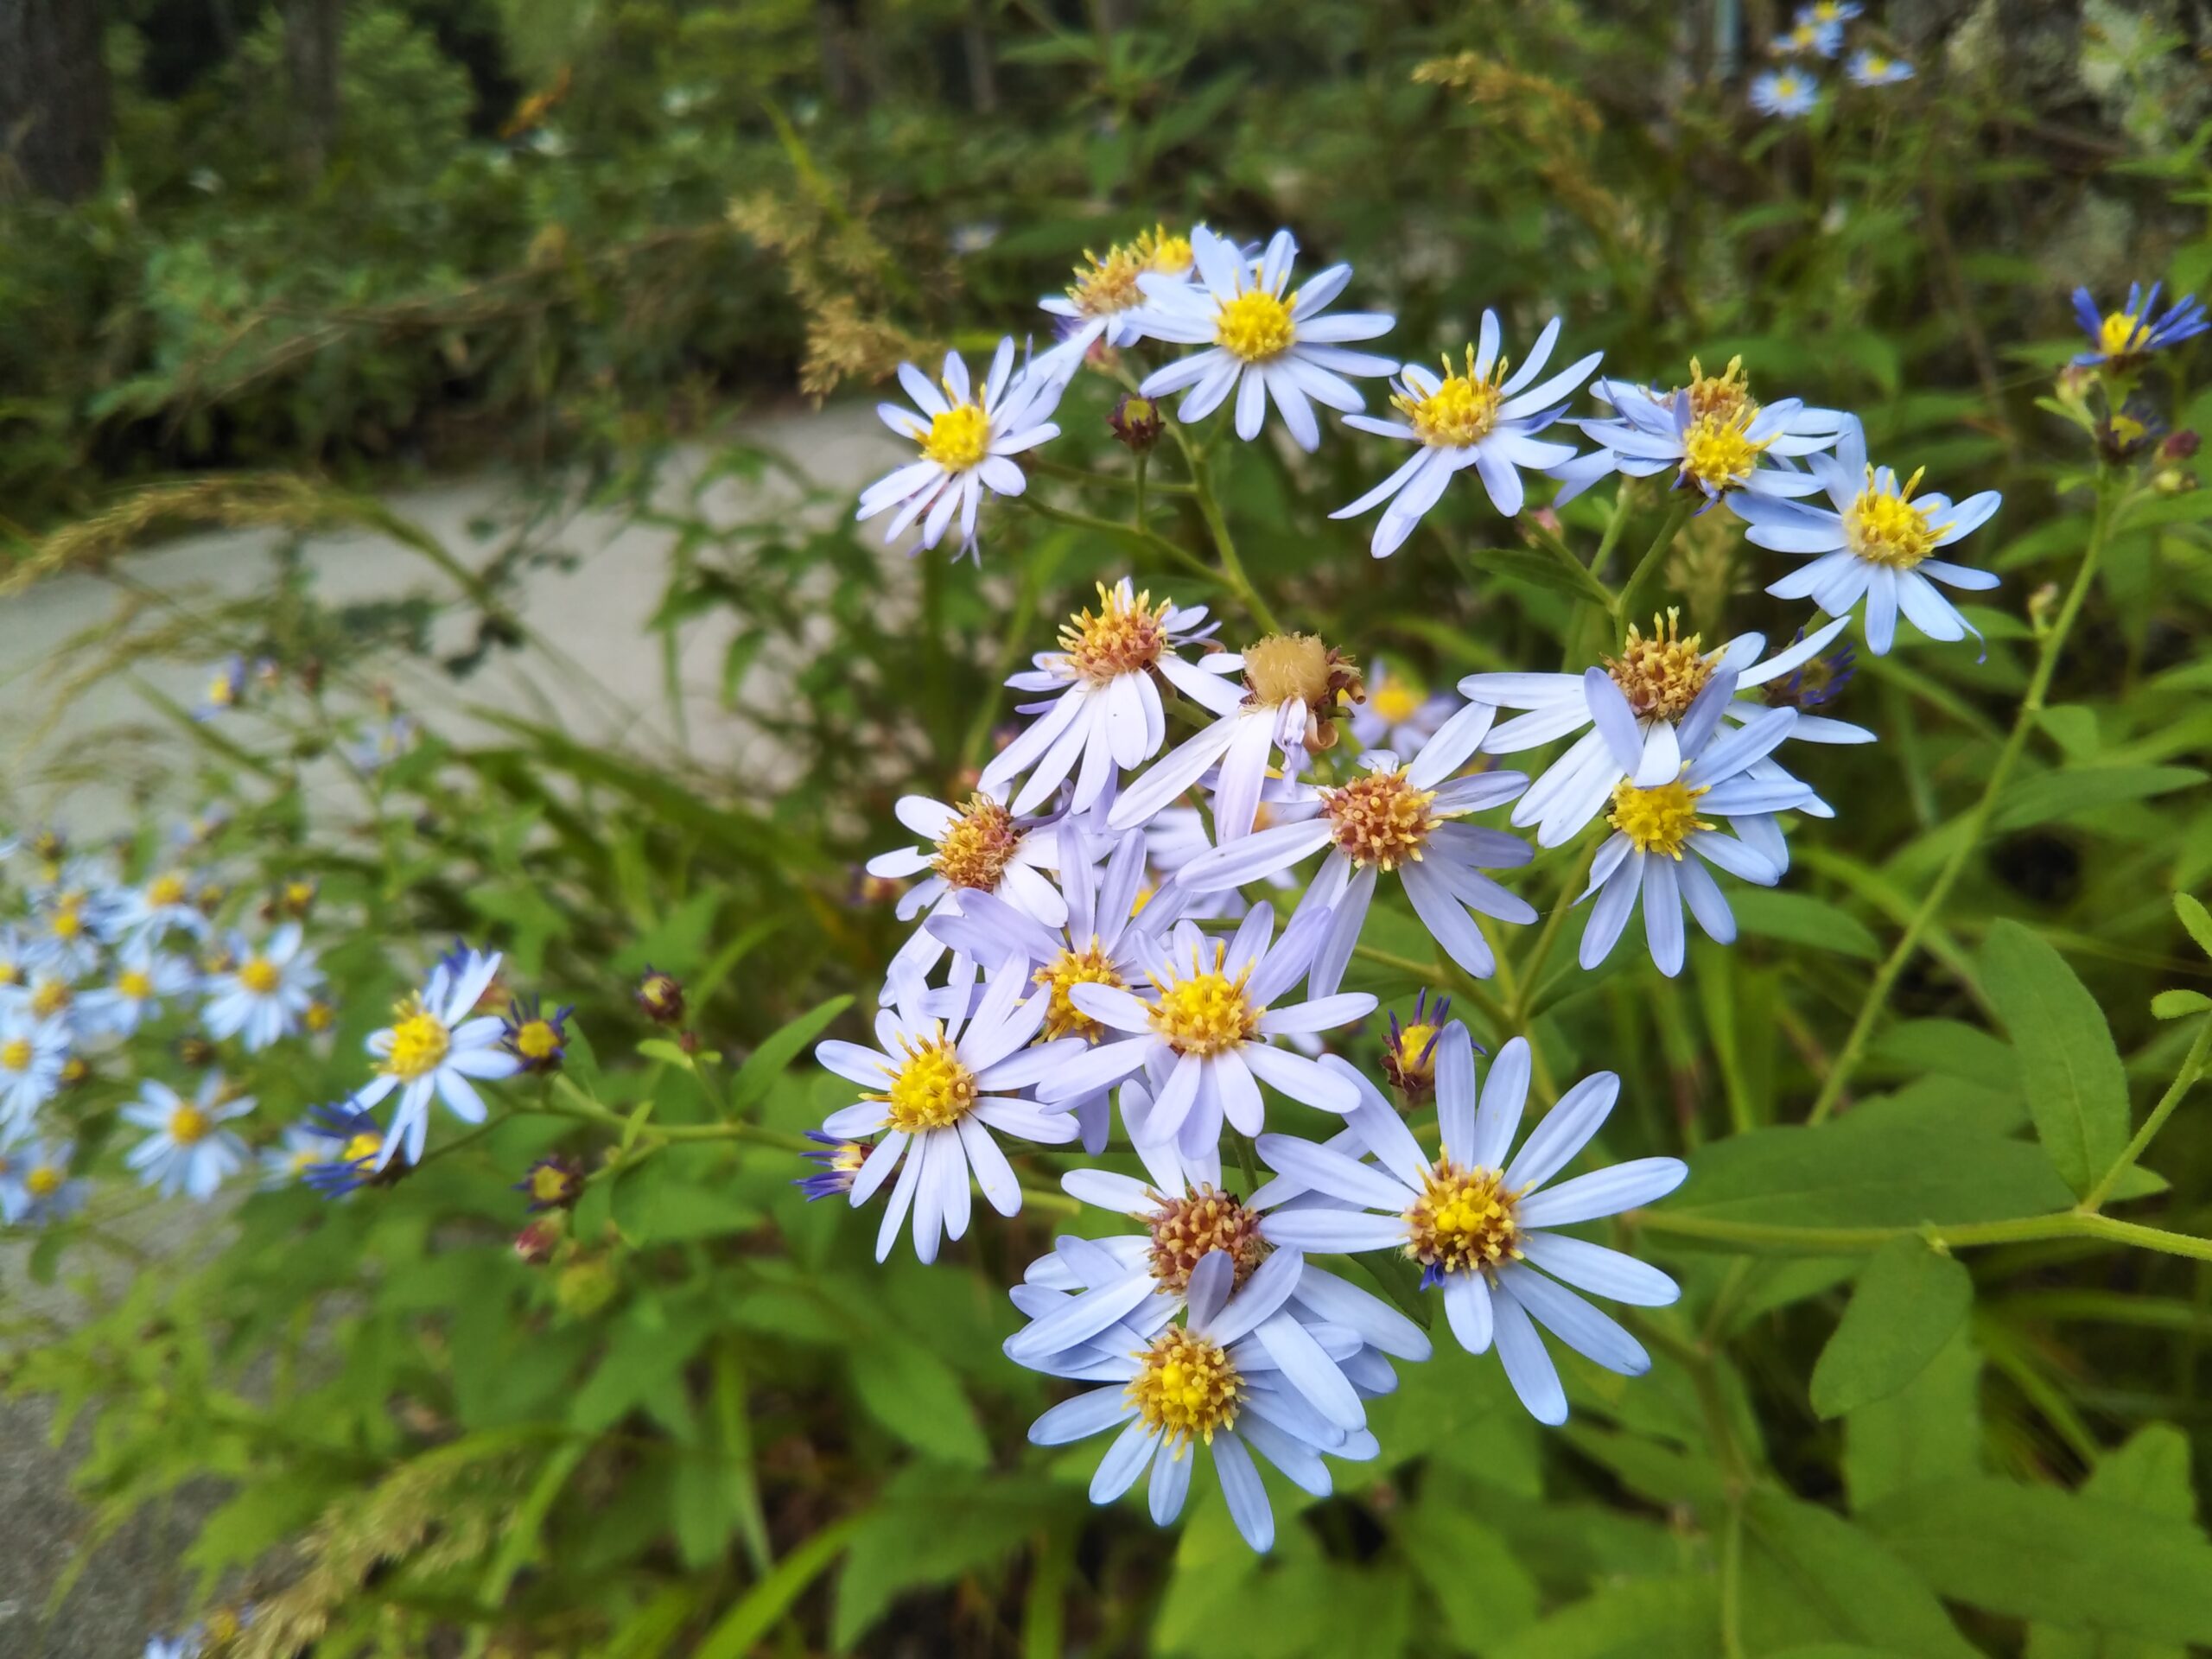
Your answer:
(1017, 1245), (1380, 1552)
(107, 867), (210, 944)
(1553, 357), (1845, 506)
(1847, 48), (1913, 86)
(1460, 611), (1865, 849)
(201, 922), (323, 1051)
(1332, 315), (1601, 555)
(350, 947), (521, 1168)
(1574, 709), (1815, 977)
(856, 340), (1063, 558)
(1107, 632), (1363, 843)
(0, 1133), (85, 1225)
(978, 580), (1243, 817)
(864, 792), (1064, 1001)
(1175, 735), (1535, 994)
(813, 965), (1087, 1263)
(925, 820), (1183, 1153)
(1750, 67), (1820, 118)
(1135, 227), (1395, 452)
(1727, 419), (2002, 656)
(24, 874), (118, 980)
(78, 942), (199, 1039)
(124, 1073), (253, 1201)
(1258, 1029), (1687, 1425)
(0, 1007), (69, 1127)
(0, 967), (88, 1044)
(0, 925), (39, 991)
(257, 1119), (331, 1190)
(1033, 905), (1374, 1156)
(1034, 225), (1198, 373)
(1348, 660), (1459, 755)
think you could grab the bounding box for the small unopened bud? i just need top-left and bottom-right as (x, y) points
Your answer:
(2028, 580), (2063, 635)
(2158, 429), (2200, 462)
(515, 1217), (564, 1265)
(175, 1034), (218, 1068)
(635, 967), (685, 1026)
(515, 1154), (585, 1213)
(1109, 393), (1164, 454)
(554, 1254), (619, 1316)
(59, 1055), (92, 1090)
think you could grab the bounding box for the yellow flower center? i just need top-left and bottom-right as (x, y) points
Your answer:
(1405, 1159), (1523, 1276)
(1322, 768), (1441, 871)
(26, 1166), (62, 1198)
(117, 969), (155, 1001)
(146, 872), (189, 907)
(1679, 410), (1770, 493)
(1128, 1325), (1242, 1449)
(1846, 467), (1947, 569)
(868, 1027), (978, 1132)
(1070, 244), (1148, 316)
(1605, 608), (1715, 721)
(29, 981), (70, 1019)
(920, 401), (992, 471)
(1384, 1020), (1442, 1096)
(2098, 311), (2145, 359)
(1143, 227), (1194, 274)
(1148, 945), (1262, 1058)
(931, 793), (1023, 892)
(1395, 346), (1505, 448)
(1370, 679), (1423, 724)
(1681, 355), (1758, 429)
(340, 1131), (383, 1165)
(527, 1163), (578, 1205)
(0, 962), (19, 988)
(1058, 583), (1170, 683)
(48, 899), (84, 941)
(382, 1000), (453, 1080)
(0, 1039), (32, 1072)
(1033, 941), (1124, 1041)
(1241, 632), (1336, 708)
(238, 957), (283, 995)
(168, 1104), (213, 1146)
(1607, 778), (1712, 858)
(515, 1019), (562, 1060)
(1143, 1185), (1268, 1293)
(1214, 289), (1295, 363)
(305, 999), (337, 1033)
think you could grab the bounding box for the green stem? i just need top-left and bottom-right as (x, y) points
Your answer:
(1808, 475), (2122, 1122)
(1133, 452), (1150, 531)
(1164, 418), (1280, 633)
(1634, 1204), (2212, 1263)
(2081, 1011), (2212, 1211)
(1720, 1501), (1749, 1659)
(1017, 495), (1217, 587)
(1508, 841), (1600, 1029)
(1612, 495), (1696, 626)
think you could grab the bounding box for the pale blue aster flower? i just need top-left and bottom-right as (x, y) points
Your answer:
(1349, 660), (1460, 755)
(1750, 68), (1820, 118)
(1727, 417), (2002, 654)
(1847, 48), (1914, 86)
(1332, 315), (1601, 554)
(863, 791), (1066, 1001)
(2070, 282), (2209, 367)
(351, 946), (521, 1169)
(201, 922), (322, 1051)
(1259, 1030), (1686, 1425)
(1034, 225), (1200, 377)
(124, 1074), (253, 1200)
(108, 866), (212, 946)
(1016, 1245), (1381, 1551)
(0, 1007), (69, 1128)
(344, 713), (420, 772)
(2, 1135), (87, 1225)
(79, 942), (200, 1039)
(1136, 226), (1395, 453)
(301, 1103), (387, 1198)
(1554, 364), (1841, 508)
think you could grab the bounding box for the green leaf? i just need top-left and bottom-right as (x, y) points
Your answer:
(1492, 1573), (1718, 1659)
(2036, 704), (2101, 760)
(1980, 920), (2130, 1197)
(2152, 988), (2212, 1019)
(1992, 766), (2205, 832)
(2026, 1424), (2201, 1659)
(636, 1037), (694, 1068)
(734, 994), (854, 1108)
(1461, 543), (1618, 607)
(694, 1514), (862, 1659)
(832, 1475), (1054, 1648)
(1844, 1329), (1982, 1513)
(1866, 1019), (2019, 1085)
(2176, 893), (2212, 961)
(1728, 889), (1882, 959)
(613, 889), (727, 980)
(1670, 1114), (2075, 1236)
(1811, 1236), (1974, 1419)
(1403, 1503), (1538, 1649)
(1741, 1491), (1980, 1659)
(1866, 1476), (2212, 1644)
(847, 1338), (990, 1466)
(612, 1154), (765, 1245)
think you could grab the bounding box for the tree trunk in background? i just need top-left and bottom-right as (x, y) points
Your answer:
(283, 0), (343, 180)
(0, 0), (111, 202)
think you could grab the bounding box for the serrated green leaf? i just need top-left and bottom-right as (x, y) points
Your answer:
(1811, 1236), (1974, 1419)
(1980, 921), (2129, 1197)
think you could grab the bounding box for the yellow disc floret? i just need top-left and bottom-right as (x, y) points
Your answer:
(932, 793), (1023, 892)
(145, 871), (189, 908)
(238, 956), (283, 995)
(48, 896), (85, 941)
(1395, 346), (1506, 448)
(1148, 944), (1262, 1058)
(1128, 1325), (1243, 1449)
(1058, 583), (1170, 683)
(2098, 311), (2146, 359)
(1322, 767), (1441, 870)
(1679, 409), (1770, 494)
(0, 1039), (32, 1072)
(381, 997), (453, 1080)
(168, 1104), (213, 1146)
(1404, 1159), (1523, 1276)
(1068, 244), (1148, 316)
(1215, 289), (1295, 363)
(25, 1165), (62, 1198)
(1845, 467), (1947, 569)
(1607, 778), (1712, 858)
(920, 401), (992, 471)
(117, 969), (154, 1001)
(1681, 355), (1757, 429)
(514, 1019), (563, 1062)
(1033, 941), (1124, 1041)
(1141, 226), (1194, 275)
(1605, 608), (1715, 721)
(29, 980), (70, 1020)
(868, 1025), (978, 1132)
(1142, 1185), (1270, 1293)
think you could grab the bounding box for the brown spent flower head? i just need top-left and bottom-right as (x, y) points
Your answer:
(636, 967), (686, 1027)
(1109, 391), (1165, 453)
(1605, 608), (1715, 721)
(1241, 632), (1364, 751)
(1058, 582), (1172, 683)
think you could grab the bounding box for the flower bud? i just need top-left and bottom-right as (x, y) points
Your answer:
(1109, 393), (1165, 454)
(515, 1217), (564, 1265)
(635, 966), (686, 1027)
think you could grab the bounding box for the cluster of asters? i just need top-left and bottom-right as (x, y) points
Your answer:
(829, 224), (2200, 1551)
(1751, 2), (1913, 119)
